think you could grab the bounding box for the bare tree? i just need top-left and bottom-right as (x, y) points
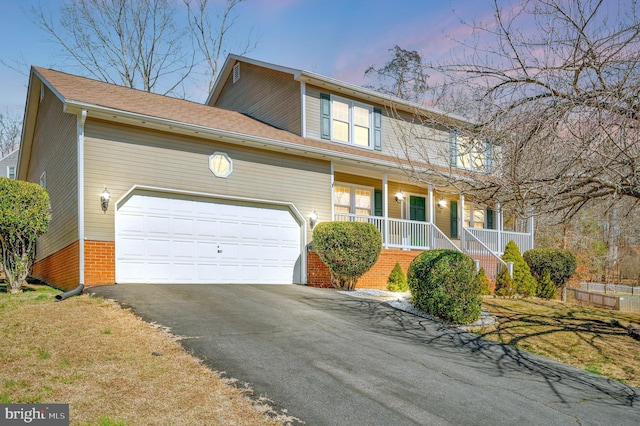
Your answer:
(32, 0), (253, 97)
(0, 111), (21, 157)
(387, 0), (640, 219)
(186, 0), (256, 92)
(364, 45), (429, 104)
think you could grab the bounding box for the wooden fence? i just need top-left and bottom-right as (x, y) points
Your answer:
(566, 287), (640, 313)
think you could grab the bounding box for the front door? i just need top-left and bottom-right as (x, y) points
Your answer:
(409, 196), (426, 221)
(409, 196), (426, 246)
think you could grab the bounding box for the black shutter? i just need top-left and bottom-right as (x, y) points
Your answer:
(320, 93), (331, 140)
(374, 189), (383, 216)
(373, 107), (382, 151)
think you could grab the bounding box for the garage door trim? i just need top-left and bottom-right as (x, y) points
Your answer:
(115, 185), (307, 284)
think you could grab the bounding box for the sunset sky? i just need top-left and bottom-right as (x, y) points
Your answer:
(0, 0), (495, 114)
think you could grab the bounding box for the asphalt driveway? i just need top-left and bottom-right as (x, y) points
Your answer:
(89, 284), (639, 425)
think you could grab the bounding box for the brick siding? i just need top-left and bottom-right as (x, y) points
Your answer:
(31, 240), (115, 290)
(307, 248), (423, 290)
(32, 241), (80, 291)
(84, 240), (115, 286)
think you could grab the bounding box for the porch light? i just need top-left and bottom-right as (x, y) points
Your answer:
(395, 192), (405, 203)
(100, 188), (111, 212)
(310, 211), (318, 228)
(438, 199), (447, 209)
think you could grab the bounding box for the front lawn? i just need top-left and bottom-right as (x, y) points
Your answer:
(473, 297), (640, 388)
(0, 282), (290, 425)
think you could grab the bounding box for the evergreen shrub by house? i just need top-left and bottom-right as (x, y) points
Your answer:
(387, 262), (408, 292)
(494, 266), (516, 297)
(477, 267), (492, 295)
(407, 249), (481, 325)
(536, 269), (558, 299)
(0, 177), (50, 293)
(523, 248), (577, 289)
(502, 240), (537, 297)
(312, 221), (382, 290)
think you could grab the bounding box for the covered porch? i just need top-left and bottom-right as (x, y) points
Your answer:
(332, 169), (534, 279)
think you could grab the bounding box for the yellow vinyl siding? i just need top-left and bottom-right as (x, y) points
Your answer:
(333, 172), (429, 220)
(213, 62), (302, 135)
(26, 87), (78, 261)
(83, 120), (331, 241)
(305, 84), (451, 168)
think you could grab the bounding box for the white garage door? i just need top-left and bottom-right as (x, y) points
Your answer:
(115, 193), (302, 284)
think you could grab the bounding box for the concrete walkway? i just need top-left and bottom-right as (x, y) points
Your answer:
(89, 284), (640, 425)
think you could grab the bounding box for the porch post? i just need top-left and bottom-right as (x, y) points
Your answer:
(460, 193), (465, 248)
(428, 184), (434, 249)
(529, 205), (535, 250)
(496, 202), (502, 254)
(383, 174), (389, 249)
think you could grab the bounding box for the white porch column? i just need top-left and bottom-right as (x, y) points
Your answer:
(496, 202), (502, 254)
(330, 163), (335, 221)
(383, 174), (389, 249)
(459, 193), (465, 246)
(428, 184), (434, 223)
(529, 206), (535, 250)
(428, 184), (434, 249)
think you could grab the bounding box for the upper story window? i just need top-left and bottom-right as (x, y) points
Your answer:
(450, 132), (492, 172)
(7, 166), (16, 179)
(321, 94), (382, 151)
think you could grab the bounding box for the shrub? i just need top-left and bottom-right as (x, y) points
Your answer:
(407, 249), (481, 324)
(312, 221), (382, 290)
(536, 269), (558, 299)
(502, 240), (537, 297)
(494, 265), (516, 297)
(477, 267), (492, 295)
(387, 262), (408, 292)
(523, 248), (577, 288)
(0, 178), (50, 293)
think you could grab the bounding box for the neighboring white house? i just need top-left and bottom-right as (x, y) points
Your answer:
(0, 149), (18, 179)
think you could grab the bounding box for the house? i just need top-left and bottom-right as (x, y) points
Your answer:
(17, 55), (533, 291)
(0, 149), (18, 179)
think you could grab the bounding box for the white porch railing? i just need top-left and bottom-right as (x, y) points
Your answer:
(465, 228), (533, 254)
(461, 228), (508, 280)
(334, 213), (459, 252)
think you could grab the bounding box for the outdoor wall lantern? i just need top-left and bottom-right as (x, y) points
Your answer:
(395, 192), (405, 203)
(438, 199), (447, 209)
(101, 188), (111, 212)
(310, 211), (318, 229)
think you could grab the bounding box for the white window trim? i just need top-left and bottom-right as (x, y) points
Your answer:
(333, 182), (374, 216)
(40, 171), (46, 188)
(330, 95), (374, 149)
(7, 166), (16, 179)
(454, 134), (487, 172)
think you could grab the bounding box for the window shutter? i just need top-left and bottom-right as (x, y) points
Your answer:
(373, 107), (382, 151)
(374, 189), (383, 216)
(450, 200), (458, 238)
(320, 93), (331, 140)
(449, 131), (458, 167)
(486, 208), (494, 229)
(484, 139), (493, 172)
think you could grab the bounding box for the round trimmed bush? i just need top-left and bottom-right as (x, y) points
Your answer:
(523, 248), (577, 288)
(407, 249), (481, 324)
(312, 221), (382, 290)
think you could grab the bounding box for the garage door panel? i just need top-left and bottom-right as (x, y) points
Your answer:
(116, 194), (301, 284)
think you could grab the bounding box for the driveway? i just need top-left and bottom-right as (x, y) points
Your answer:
(89, 284), (639, 425)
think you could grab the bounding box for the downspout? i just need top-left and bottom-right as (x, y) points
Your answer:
(77, 110), (87, 287)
